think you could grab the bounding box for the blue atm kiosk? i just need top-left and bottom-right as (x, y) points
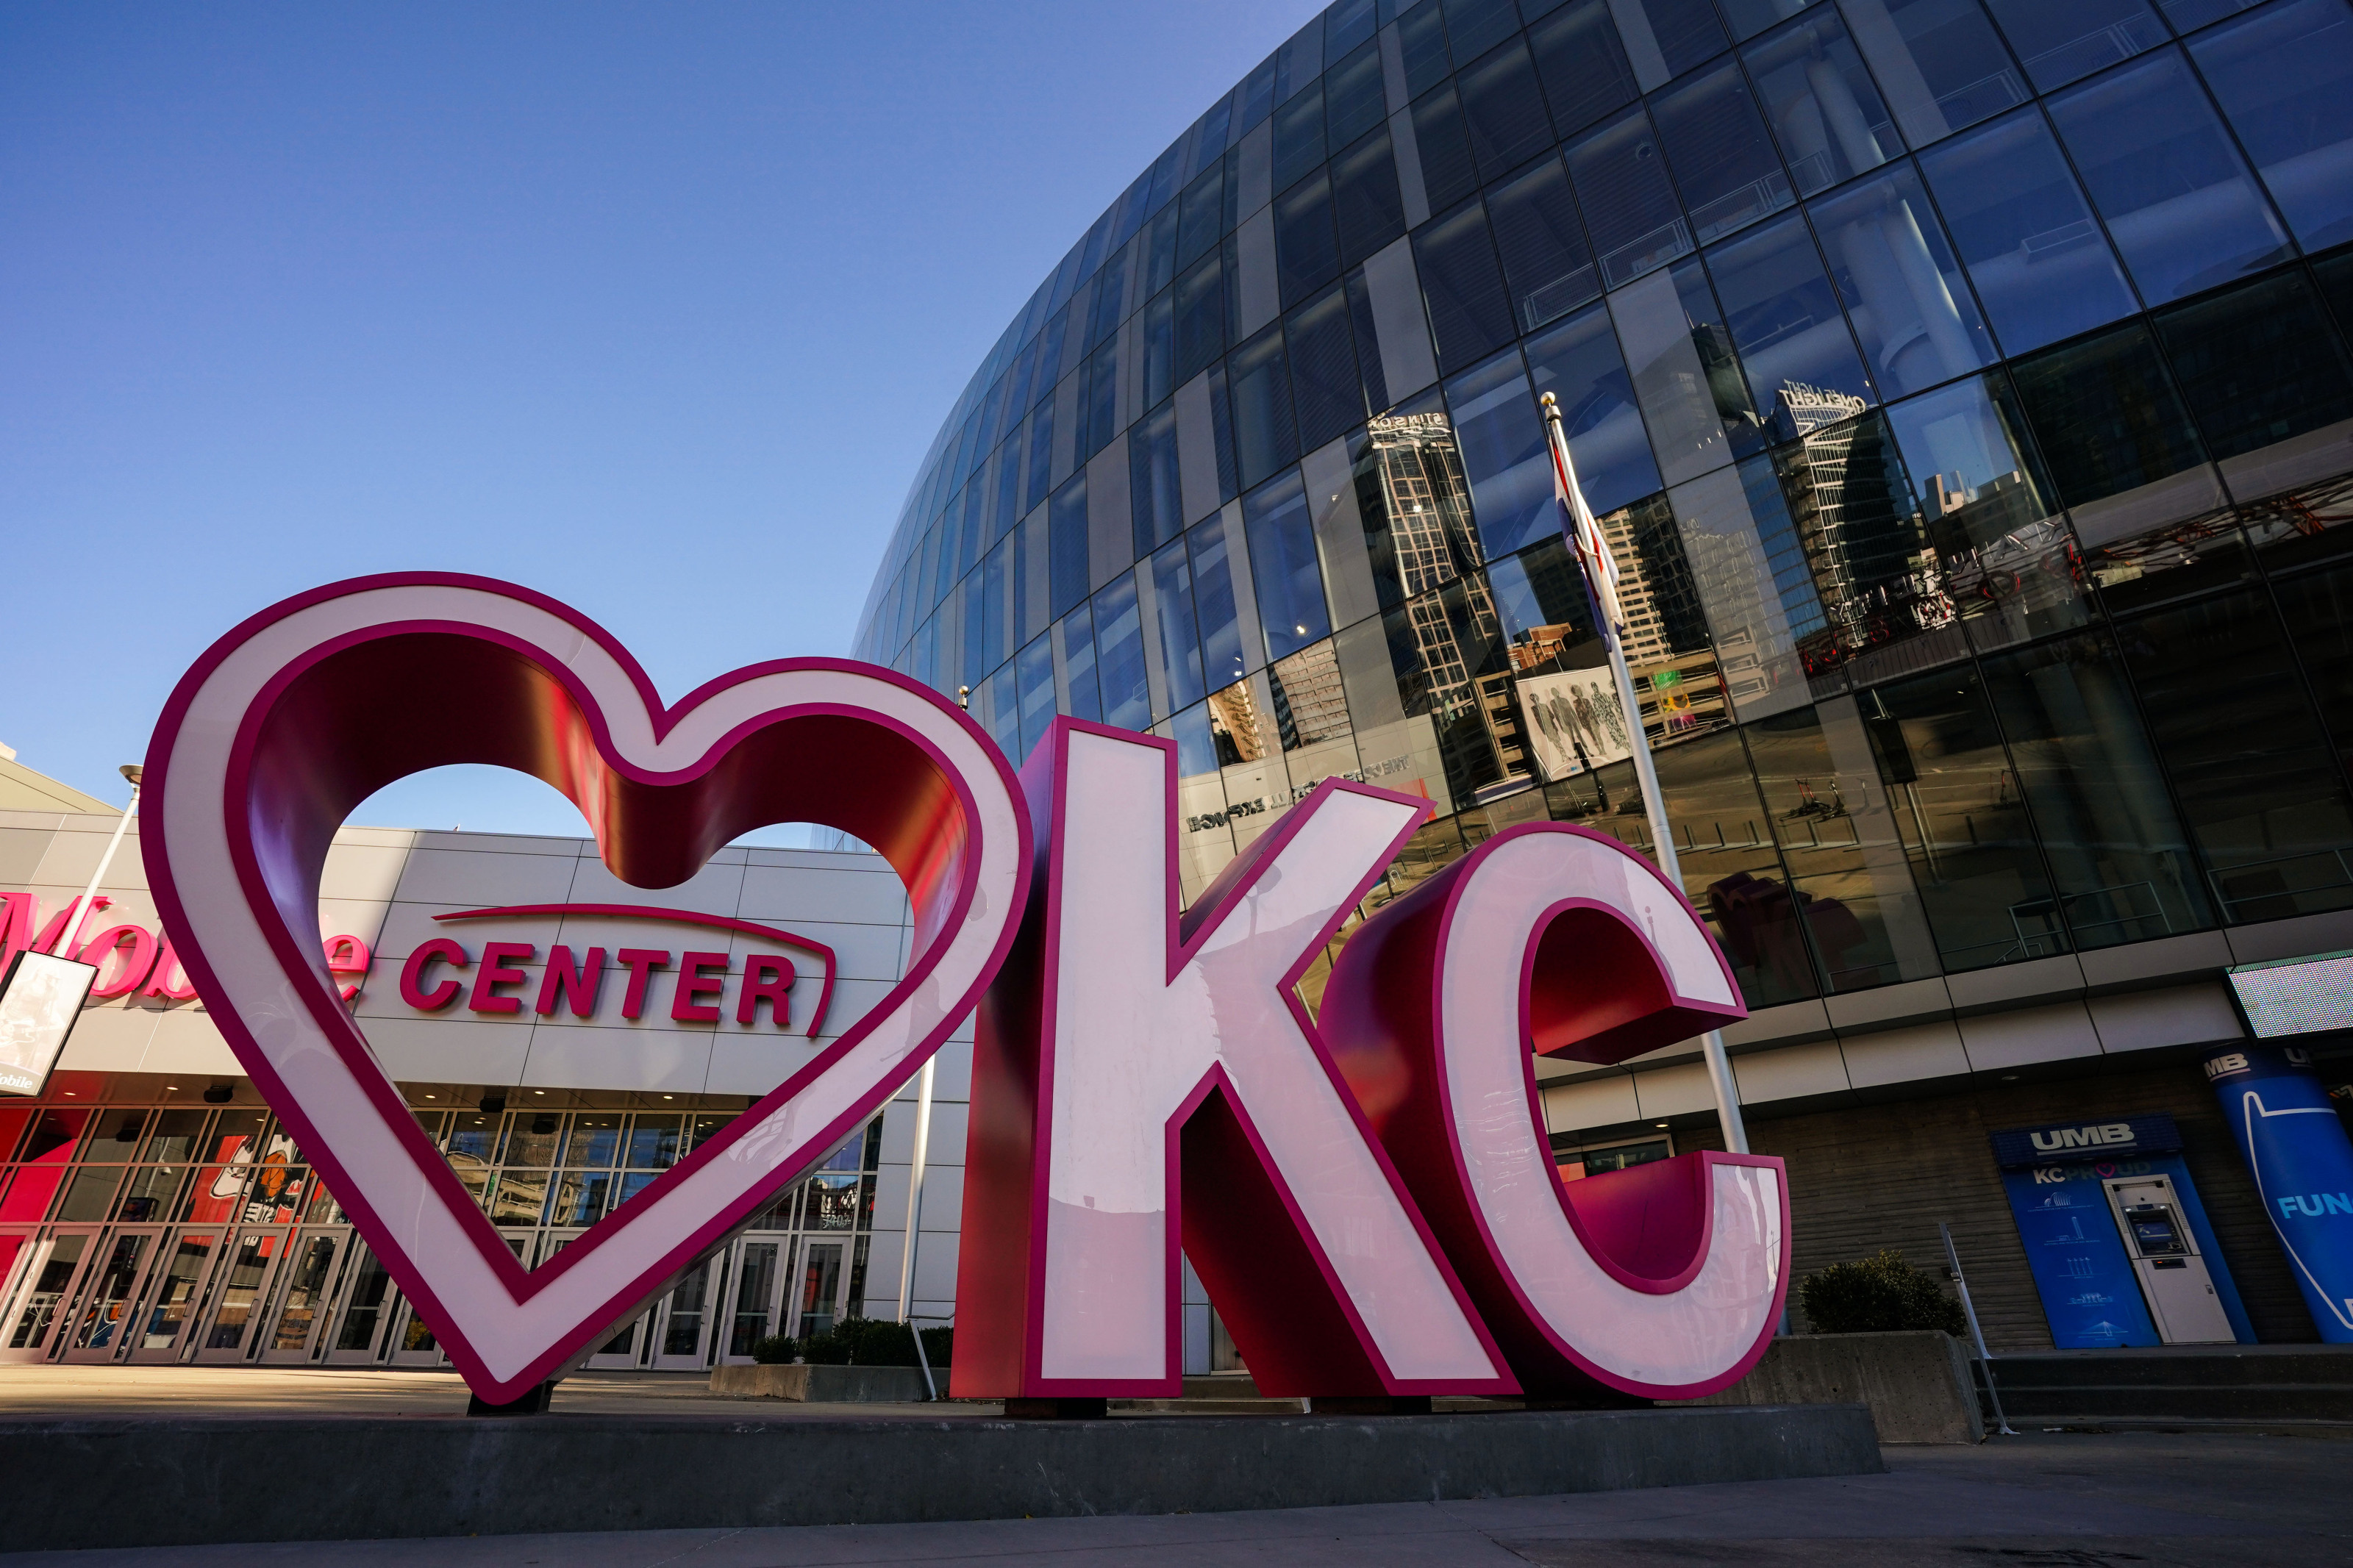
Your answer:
(1991, 1114), (2254, 1348)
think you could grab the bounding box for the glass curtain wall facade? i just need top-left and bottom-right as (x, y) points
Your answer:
(856, 0), (2353, 1014)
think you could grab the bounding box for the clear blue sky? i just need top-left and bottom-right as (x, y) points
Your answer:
(2, 1), (1306, 838)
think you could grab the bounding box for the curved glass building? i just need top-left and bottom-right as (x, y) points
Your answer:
(858, 0), (2353, 1012)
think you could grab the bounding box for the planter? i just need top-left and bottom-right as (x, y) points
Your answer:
(709, 1362), (935, 1403)
(1671, 1331), (1983, 1443)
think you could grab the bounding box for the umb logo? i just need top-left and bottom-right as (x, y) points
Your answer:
(2204, 1052), (2251, 1078)
(2029, 1122), (2135, 1153)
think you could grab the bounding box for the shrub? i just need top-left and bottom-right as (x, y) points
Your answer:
(1798, 1249), (1968, 1336)
(790, 1317), (954, 1367)
(751, 1335), (797, 1365)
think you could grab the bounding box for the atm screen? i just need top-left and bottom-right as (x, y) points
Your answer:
(2127, 1206), (2187, 1256)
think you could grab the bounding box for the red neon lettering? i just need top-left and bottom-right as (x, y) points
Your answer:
(737, 953), (795, 1025)
(672, 951), (729, 1023)
(469, 942), (535, 1014)
(399, 938), (469, 1011)
(79, 923), (160, 999)
(535, 945), (606, 1017)
(616, 948), (668, 1020)
(143, 939), (201, 1000)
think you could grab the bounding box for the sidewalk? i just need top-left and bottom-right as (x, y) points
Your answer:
(0, 1427), (2343, 1566)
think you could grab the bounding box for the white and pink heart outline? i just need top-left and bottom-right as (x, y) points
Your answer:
(142, 573), (1029, 1403)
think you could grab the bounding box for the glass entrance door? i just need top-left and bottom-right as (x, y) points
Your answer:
(191, 1228), (286, 1361)
(719, 1237), (785, 1364)
(794, 1240), (846, 1340)
(0, 1230), (99, 1362)
(59, 1227), (163, 1362)
(321, 1240), (399, 1363)
(257, 1229), (346, 1362)
(127, 1230), (224, 1362)
(649, 1254), (722, 1370)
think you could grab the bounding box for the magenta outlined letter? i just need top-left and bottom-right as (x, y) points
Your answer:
(955, 720), (1514, 1400)
(1322, 823), (1790, 1399)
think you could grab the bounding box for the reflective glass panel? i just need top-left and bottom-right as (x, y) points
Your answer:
(1529, 0), (1641, 137)
(1524, 299), (1665, 515)
(1094, 570), (1151, 731)
(2187, 0), (2353, 253)
(1444, 346), (1555, 559)
(1245, 469), (1332, 660)
(1740, 7), (1902, 196)
(2045, 49), (2291, 307)
(1486, 156), (1600, 334)
(1836, 0), (2029, 147)
(1982, 0), (2165, 92)
(1807, 161), (1995, 399)
(1915, 110), (2139, 356)
(1977, 631), (2214, 947)
(1651, 59), (1795, 246)
(1567, 106), (1692, 289)
(1704, 208), (1877, 442)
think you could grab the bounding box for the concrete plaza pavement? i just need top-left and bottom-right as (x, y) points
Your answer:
(1, 1428), (2343, 1567)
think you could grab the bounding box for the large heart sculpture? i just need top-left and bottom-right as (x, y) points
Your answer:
(141, 574), (1029, 1403)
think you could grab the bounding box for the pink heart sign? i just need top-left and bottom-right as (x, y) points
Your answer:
(140, 573), (1029, 1403)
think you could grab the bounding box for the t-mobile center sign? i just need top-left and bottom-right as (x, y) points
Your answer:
(142, 575), (1788, 1406)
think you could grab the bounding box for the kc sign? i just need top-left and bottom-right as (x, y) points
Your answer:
(145, 574), (1789, 1406)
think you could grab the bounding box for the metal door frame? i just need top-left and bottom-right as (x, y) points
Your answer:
(0, 1227), (105, 1363)
(125, 1225), (231, 1364)
(188, 1225), (292, 1362)
(648, 1248), (729, 1370)
(57, 1224), (168, 1363)
(792, 1236), (851, 1342)
(254, 1226), (351, 1363)
(715, 1233), (791, 1365)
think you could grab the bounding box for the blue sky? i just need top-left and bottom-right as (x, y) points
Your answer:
(2, 1), (1305, 838)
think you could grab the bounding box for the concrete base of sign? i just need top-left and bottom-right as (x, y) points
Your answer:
(1668, 1332), (1985, 1444)
(709, 1362), (934, 1403)
(0, 1403), (1882, 1551)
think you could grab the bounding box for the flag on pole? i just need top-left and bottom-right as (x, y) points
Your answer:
(1541, 394), (1627, 639)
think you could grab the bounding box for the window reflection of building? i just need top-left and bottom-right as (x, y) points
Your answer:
(1362, 412), (1528, 804)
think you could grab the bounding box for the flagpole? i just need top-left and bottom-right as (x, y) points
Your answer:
(1540, 394), (1749, 1156)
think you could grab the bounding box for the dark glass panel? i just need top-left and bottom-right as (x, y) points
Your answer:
(1652, 728), (1823, 1006)
(1804, 162), (1994, 399)
(1414, 199), (1517, 371)
(2045, 48), (2291, 307)
(1174, 251), (1227, 384)
(1275, 82), (1327, 196)
(1143, 291), (1176, 410)
(1327, 37), (1391, 148)
(1487, 156), (1599, 334)
(1718, 0), (1819, 40)
(1288, 286), (1366, 451)
(1742, 703), (1942, 990)
(1740, 8), (1899, 197)
(1704, 208), (1875, 442)
(1189, 509), (1251, 694)
(1457, 41), (1555, 177)
(1354, 396), (1484, 608)
(1229, 324), (1302, 490)
(1276, 176), (1343, 309)
(1331, 129), (1408, 266)
(1566, 105), (1690, 288)
(1345, 265), (1392, 415)
(1446, 0), (1526, 62)
(1049, 472), (1090, 621)
(1400, 0), (1457, 96)
(2271, 558), (2353, 791)
(2007, 323), (2207, 509)
(1058, 601), (1103, 723)
(1131, 402), (1185, 556)
(1177, 162), (1227, 270)
(1859, 667), (2070, 970)
(1838, 0), (2028, 146)
(1529, 0), (1639, 137)
(1882, 373), (2089, 651)
(1445, 346), (1554, 559)
(1915, 110), (2140, 356)
(1244, 468), (1333, 661)
(2118, 590), (2353, 921)
(1093, 571), (1151, 732)
(1524, 300), (1663, 515)
(2187, 0), (2353, 253)
(1329, 0), (1379, 55)
(2151, 269), (2353, 462)
(1977, 631), (2214, 948)
(1146, 200), (1181, 298)
(1026, 393), (1057, 512)
(1151, 537), (1208, 715)
(1982, 0), (2164, 93)
(1651, 59), (1793, 247)
(1411, 87), (1483, 215)
(1766, 411), (1943, 687)
(1376, 576), (1518, 804)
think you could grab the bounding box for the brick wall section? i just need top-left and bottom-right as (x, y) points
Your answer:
(1680, 1058), (2318, 1350)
